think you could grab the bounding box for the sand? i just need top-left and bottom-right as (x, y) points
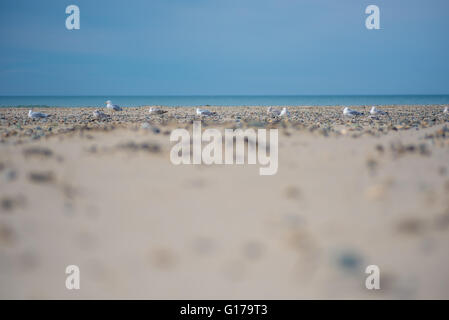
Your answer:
(0, 105), (448, 299)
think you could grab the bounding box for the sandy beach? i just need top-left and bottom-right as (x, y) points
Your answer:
(0, 105), (448, 299)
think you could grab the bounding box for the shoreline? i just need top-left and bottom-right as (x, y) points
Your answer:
(0, 103), (449, 110)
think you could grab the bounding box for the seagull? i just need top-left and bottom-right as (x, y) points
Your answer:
(343, 107), (362, 117)
(279, 107), (290, 117)
(149, 107), (167, 115)
(370, 106), (388, 116)
(93, 109), (108, 120)
(444, 106), (448, 114)
(28, 109), (48, 119)
(196, 108), (216, 116)
(105, 100), (122, 111)
(267, 106), (281, 116)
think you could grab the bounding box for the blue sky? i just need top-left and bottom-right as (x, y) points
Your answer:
(0, 0), (448, 95)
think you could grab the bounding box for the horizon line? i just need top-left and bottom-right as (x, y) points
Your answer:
(2, 94), (449, 97)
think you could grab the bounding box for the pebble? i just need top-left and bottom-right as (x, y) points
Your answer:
(23, 146), (53, 158)
(375, 144), (384, 153)
(336, 251), (362, 272)
(1, 195), (25, 212)
(117, 141), (161, 153)
(2, 169), (17, 182)
(141, 123), (161, 134)
(366, 157), (378, 172)
(28, 171), (54, 183)
(396, 218), (426, 235)
(284, 186), (301, 200)
(1, 198), (14, 211)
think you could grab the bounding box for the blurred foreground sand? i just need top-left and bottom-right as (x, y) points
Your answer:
(0, 106), (448, 299)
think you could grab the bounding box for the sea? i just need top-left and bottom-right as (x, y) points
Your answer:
(1, 95), (449, 108)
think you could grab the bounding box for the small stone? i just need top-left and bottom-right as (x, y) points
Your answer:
(28, 171), (54, 183)
(366, 157), (378, 172)
(87, 145), (97, 153)
(23, 146), (53, 158)
(117, 141), (160, 153)
(247, 121), (266, 128)
(1, 198), (14, 211)
(2, 169), (17, 182)
(337, 251), (362, 272)
(419, 143), (431, 156)
(375, 144), (384, 153)
(141, 122), (160, 134)
(284, 186), (301, 199)
(151, 126), (161, 134)
(396, 218), (426, 235)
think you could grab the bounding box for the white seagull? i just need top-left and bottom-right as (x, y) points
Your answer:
(444, 106), (448, 114)
(196, 108), (216, 116)
(149, 107), (167, 115)
(267, 106), (281, 116)
(28, 109), (49, 119)
(105, 100), (122, 111)
(279, 107), (290, 117)
(370, 106), (388, 116)
(343, 107), (362, 117)
(93, 109), (108, 119)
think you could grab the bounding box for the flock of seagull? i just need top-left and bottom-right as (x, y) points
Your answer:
(27, 100), (449, 120)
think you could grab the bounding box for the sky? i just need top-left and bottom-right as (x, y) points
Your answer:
(0, 0), (448, 96)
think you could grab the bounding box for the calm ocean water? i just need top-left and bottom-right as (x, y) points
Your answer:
(1, 95), (449, 108)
